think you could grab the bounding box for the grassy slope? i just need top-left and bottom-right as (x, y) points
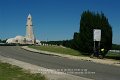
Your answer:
(29, 45), (120, 60)
(0, 62), (46, 80)
(29, 45), (82, 56)
(106, 52), (120, 60)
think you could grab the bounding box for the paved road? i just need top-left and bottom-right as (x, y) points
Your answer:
(0, 46), (119, 80)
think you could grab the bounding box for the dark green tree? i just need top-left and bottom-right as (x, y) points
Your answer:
(74, 11), (112, 56)
(72, 32), (80, 50)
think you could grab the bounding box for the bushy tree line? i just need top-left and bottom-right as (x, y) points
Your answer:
(0, 39), (7, 43)
(41, 40), (73, 48)
(112, 44), (120, 50)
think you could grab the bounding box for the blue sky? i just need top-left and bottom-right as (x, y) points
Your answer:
(0, 0), (120, 44)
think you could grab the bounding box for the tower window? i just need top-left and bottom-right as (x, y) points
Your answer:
(28, 18), (31, 20)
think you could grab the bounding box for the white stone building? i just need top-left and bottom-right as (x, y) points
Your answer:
(6, 14), (40, 45)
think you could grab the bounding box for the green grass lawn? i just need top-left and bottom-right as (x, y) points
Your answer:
(29, 45), (83, 56)
(0, 62), (46, 80)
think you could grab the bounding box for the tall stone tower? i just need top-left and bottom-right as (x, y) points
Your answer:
(26, 14), (35, 44)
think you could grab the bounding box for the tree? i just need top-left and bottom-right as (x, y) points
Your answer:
(72, 32), (80, 50)
(74, 11), (112, 56)
(112, 44), (120, 50)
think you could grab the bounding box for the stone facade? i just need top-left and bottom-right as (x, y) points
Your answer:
(25, 14), (35, 44)
(6, 14), (40, 44)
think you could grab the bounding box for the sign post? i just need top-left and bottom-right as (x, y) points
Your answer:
(93, 29), (101, 57)
(93, 29), (101, 41)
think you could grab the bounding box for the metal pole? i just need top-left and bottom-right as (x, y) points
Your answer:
(98, 41), (100, 54)
(94, 41), (95, 56)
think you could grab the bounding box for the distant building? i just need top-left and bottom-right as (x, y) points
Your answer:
(6, 14), (40, 44)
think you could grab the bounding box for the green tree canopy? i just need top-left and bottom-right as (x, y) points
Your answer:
(74, 11), (112, 55)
